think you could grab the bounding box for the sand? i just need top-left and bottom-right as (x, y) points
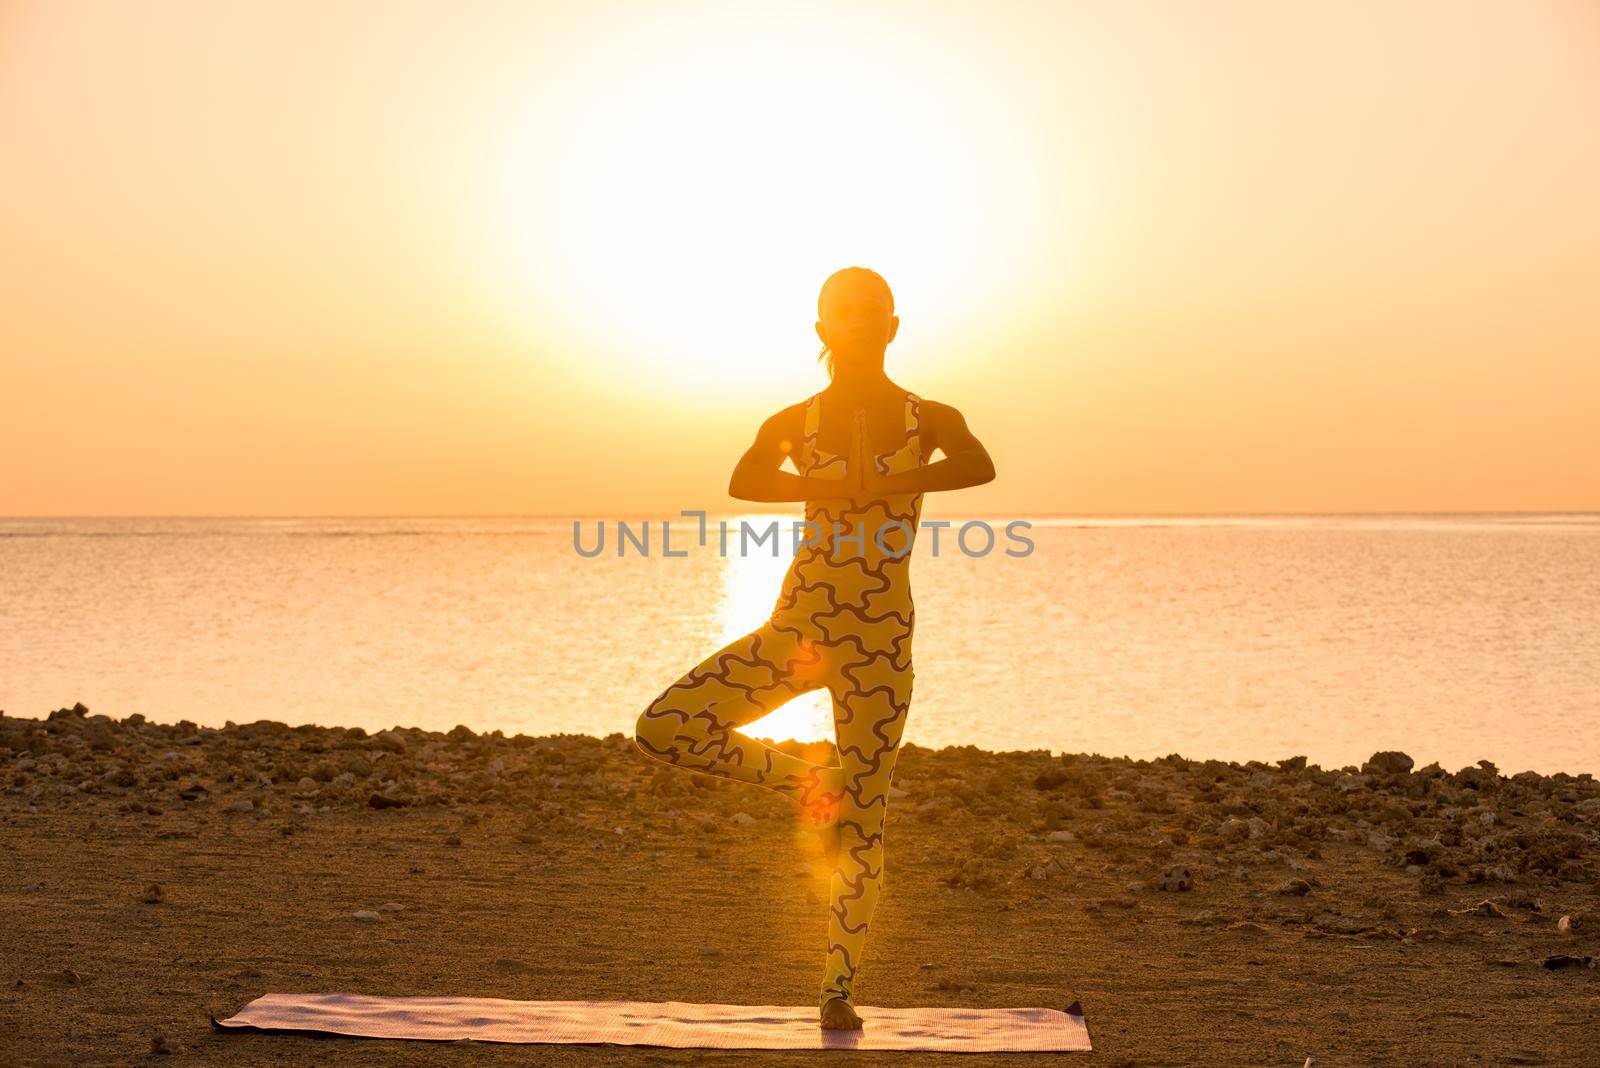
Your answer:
(2, 703), (1597, 1066)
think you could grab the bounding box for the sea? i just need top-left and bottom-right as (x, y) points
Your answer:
(2, 514), (1596, 776)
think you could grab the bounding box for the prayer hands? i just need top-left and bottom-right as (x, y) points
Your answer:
(844, 410), (890, 504)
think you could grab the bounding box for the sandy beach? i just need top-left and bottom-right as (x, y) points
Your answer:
(3, 703), (1597, 1066)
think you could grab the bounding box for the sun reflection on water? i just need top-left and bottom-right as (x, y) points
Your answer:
(715, 514), (834, 745)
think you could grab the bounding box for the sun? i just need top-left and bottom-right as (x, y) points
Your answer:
(711, 517), (835, 745)
(477, 8), (1048, 398)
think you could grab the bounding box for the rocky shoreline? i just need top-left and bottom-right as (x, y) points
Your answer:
(4, 703), (1598, 1064)
(7, 703), (1598, 905)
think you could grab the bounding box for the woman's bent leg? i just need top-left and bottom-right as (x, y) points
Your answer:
(635, 623), (842, 817)
(819, 659), (913, 1009)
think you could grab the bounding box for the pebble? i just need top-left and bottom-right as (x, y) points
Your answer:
(1026, 857), (1070, 880)
(352, 910), (382, 923)
(1450, 899), (1506, 918)
(1157, 865), (1193, 892)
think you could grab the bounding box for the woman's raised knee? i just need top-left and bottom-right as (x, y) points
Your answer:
(634, 706), (679, 757)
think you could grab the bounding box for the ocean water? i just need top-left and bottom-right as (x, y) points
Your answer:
(1, 514), (1596, 775)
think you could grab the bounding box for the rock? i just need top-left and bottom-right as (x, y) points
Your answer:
(225, 798), (254, 813)
(352, 910), (383, 923)
(730, 812), (755, 826)
(1219, 817), (1250, 842)
(1275, 878), (1312, 896)
(1362, 751), (1414, 776)
(888, 785), (909, 800)
(1401, 838), (1442, 867)
(1027, 857), (1069, 880)
(377, 901), (405, 912)
(371, 730), (408, 754)
(141, 883), (163, 904)
(1157, 865), (1193, 892)
(367, 792), (408, 810)
(150, 1034), (173, 1055)
(1277, 756), (1308, 772)
(1542, 954), (1595, 970)
(1046, 830), (1076, 843)
(1450, 899), (1507, 918)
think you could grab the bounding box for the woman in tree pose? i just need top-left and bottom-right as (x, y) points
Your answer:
(634, 266), (996, 1030)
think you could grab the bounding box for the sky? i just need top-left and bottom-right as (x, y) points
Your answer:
(3, 0), (1597, 516)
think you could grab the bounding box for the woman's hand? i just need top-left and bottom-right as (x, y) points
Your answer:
(847, 410), (893, 503)
(841, 411), (867, 500)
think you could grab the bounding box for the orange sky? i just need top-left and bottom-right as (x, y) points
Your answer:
(3, 0), (1597, 516)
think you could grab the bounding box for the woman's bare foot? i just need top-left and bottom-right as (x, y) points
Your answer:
(820, 996), (862, 1030)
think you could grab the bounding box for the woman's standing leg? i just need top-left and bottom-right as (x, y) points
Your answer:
(818, 655), (913, 1010)
(635, 622), (844, 822)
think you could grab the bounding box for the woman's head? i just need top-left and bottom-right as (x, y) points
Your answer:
(816, 267), (898, 378)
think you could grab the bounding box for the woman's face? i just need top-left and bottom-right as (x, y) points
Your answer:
(816, 286), (899, 367)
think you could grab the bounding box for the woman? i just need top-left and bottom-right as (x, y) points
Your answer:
(633, 266), (996, 1030)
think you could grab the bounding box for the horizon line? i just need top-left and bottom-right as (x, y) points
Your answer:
(3, 510), (1597, 521)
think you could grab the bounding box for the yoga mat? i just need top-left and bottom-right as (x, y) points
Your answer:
(213, 992), (1092, 1052)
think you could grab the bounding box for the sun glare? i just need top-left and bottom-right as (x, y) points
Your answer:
(482, 10), (1051, 397)
(713, 513), (834, 744)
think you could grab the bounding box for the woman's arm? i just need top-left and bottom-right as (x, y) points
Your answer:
(864, 401), (995, 496)
(728, 407), (856, 503)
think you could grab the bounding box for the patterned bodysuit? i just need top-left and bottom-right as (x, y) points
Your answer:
(635, 390), (924, 1012)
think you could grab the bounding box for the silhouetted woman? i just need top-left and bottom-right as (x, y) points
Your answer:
(635, 266), (996, 1030)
